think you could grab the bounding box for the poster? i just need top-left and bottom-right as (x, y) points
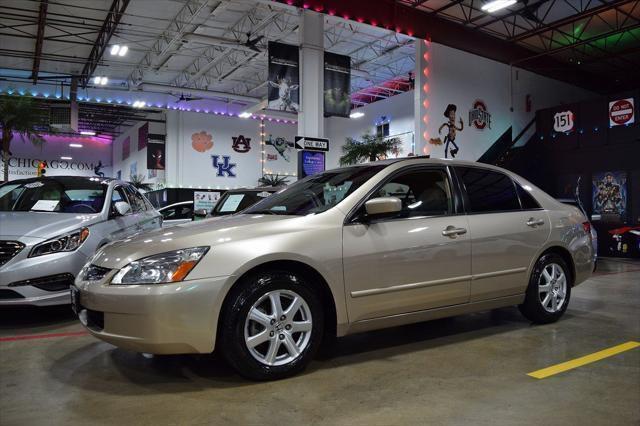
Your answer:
(193, 191), (221, 214)
(324, 52), (350, 118)
(138, 122), (149, 150)
(298, 151), (325, 179)
(267, 42), (299, 113)
(147, 142), (165, 170)
(592, 171), (627, 221)
(122, 136), (130, 160)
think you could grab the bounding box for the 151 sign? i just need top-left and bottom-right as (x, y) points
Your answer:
(553, 110), (575, 133)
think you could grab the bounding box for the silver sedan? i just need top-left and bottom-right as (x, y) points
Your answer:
(0, 176), (161, 306)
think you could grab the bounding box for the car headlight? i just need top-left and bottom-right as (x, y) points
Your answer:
(110, 246), (209, 285)
(29, 228), (90, 257)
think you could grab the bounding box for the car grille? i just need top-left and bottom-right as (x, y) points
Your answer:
(0, 289), (24, 300)
(8, 273), (75, 292)
(0, 240), (25, 267)
(82, 264), (112, 281)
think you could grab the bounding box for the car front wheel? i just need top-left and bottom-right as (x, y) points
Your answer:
(519, 253), (572, 324)
(220, 270), (324, 380)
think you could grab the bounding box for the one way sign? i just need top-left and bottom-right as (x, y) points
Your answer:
(295, 136), (329, 152)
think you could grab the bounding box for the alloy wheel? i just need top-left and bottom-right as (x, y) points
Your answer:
(538, 263), (567, 313)
(244, 289), (313, 366)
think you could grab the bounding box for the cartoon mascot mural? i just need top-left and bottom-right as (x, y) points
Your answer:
(430, 104), (464, 158)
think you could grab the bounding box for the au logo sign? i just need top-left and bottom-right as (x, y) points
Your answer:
(211, 155), (237, 177)
(232, 135), (251, 153)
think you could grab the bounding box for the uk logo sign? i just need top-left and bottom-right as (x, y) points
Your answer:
(211, 155), (237, 177)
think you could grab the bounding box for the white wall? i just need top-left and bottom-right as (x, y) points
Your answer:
(1, 134), (112, 181)
(165, 111), (298, 189)
(326, 42), (593, 165)
(111, 119), (166, 185)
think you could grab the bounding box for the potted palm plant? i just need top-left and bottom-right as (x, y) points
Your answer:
(339, 133), (402, 166)
(258, 173), (290, 187)
(0, 96), (47, 182)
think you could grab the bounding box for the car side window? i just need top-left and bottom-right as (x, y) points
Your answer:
(515, 182), (541, 210)
(124, 186), (147, 213)
(175, 205), (193, 219)
(372, 168), (453, 218)
(161, 206), (177, 219)
(456, 167), (520, 213)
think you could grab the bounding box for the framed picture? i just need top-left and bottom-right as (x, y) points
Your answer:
(592, 171), (627, 222)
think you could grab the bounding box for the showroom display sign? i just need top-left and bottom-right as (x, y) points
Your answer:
(553, 110), (575, 132)
(3, 156), (103, 179)
(608, 98), (634, 127)
(324, 52), (351, 118)
(194, 191), (221, 213)
(468, 100), (491, 130)
(298, 151), (326, 179)
(267, 42), (299, 113)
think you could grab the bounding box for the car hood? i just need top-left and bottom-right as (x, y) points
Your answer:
(0, 211), (102, 239)
(92, 214), (296, 269)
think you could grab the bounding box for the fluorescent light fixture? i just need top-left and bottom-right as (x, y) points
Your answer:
(61, 156), (72, 160)
(79, 130), (95, 136)
(110, 45), (120, 55)
(100, 76), (108, 85)
(239, 112), (252, 118)
(118, 45), (128, 56)
(93, 76), (101, 85)
(481, 0), (517, 13)
(132, 100), (146, 108)
(69, 143), (83, 148)
(350, 111), (365, 119)
(93, 76), (108, 86)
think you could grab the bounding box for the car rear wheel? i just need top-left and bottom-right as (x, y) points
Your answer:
(220, 270), (323, 380)
(519, 253), (571, 324)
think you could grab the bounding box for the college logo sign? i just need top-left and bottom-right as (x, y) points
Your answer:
(553, 110), (575, 132)
(232, 135), (251, 153)
(468, 100), (491, 130)
(211, 155), (236, 177)
(609, 98), (634, 127)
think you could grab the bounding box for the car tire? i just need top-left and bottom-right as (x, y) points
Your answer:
(519, 253), (572, 324)
(220, 270), (324, 381)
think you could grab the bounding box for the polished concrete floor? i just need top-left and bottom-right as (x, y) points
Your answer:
(1, 258), (638, 425)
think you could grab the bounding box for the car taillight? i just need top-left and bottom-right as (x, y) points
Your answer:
(583, 221), (591, 235)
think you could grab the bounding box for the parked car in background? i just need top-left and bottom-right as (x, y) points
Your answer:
(204, 187), (280, 217)
(74, 159), (594, 380)
(159, 201), (194, 227)
(0, 176), (161, 306)
(557, 198), (598, 267)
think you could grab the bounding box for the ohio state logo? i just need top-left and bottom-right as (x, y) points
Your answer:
(232, 135), (251, 153)
(469, 100), (491, 130)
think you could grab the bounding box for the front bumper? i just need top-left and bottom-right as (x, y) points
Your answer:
(0, 243), (89, 306)
(75, 275), (231, 354)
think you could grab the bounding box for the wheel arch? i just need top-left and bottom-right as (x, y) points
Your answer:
(538, 245), (576, 286)
(216, 259), (339, 348)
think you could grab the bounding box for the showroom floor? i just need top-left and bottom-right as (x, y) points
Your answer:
(0, 258), (638, 425)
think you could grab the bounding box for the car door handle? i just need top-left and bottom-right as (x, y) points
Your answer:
(442, 226), (467, 238)
(526, 218), (545, 227)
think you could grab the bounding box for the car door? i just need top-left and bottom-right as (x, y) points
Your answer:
(343, 166), (471, 322)
(454, 166), (550, 301)
(105, 185), (142, 241)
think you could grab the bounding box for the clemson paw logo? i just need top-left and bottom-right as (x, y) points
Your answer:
(191, 131), (213, 152)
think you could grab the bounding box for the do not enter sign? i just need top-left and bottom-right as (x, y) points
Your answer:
(609, 98), (635, 127)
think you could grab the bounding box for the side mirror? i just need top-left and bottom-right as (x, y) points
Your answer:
(194, 209), (208, 218)
(364, 197), (402, 219)
(114, 201), (131, 216)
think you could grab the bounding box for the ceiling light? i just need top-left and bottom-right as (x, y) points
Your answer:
(118, 45), (128, 56)
(79, 131), (95, 136)
(61, 156), (72, 160)
(93, 76), (108, 86)
(110, 45), (120, 55)
(133, 100), (146, 108)
(239, 112), (252, 118)
(350, 111), (365, 119)
(69, 143), (83, 148)
(100, 76), (108, 85)
(481, 0), (517, 13)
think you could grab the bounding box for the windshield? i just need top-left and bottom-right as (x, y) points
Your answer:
(244, 165), (386, 216)
(0, 178), (107, 213)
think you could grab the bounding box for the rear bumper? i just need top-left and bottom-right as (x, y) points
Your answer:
(75, 275), (231, 354)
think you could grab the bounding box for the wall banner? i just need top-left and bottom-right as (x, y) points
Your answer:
(267, 42), (300, 113)
(147, 142), (166, 170)
(324, 52), (351, 118)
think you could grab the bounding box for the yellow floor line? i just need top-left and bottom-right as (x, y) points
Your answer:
(527, 341), (640, 379)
